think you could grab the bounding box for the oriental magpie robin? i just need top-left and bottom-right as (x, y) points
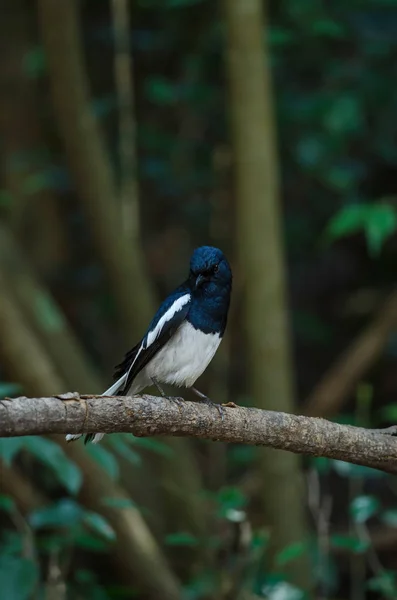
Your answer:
(66, 246), (232, 444)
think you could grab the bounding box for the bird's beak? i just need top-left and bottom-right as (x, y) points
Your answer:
(195, 274), (206, 289)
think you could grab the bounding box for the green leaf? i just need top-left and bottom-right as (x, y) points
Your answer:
(144, 77), (178, 105)
(165, 532), (199, 547)
(323, 164), (359, 192)
(184, 572), (217, 599)
(326, 202), (397, 256)
(268, 26), (295, 47)
(311, 19), (346, 38)
(326, 204), (367, 241)
(23, 47), (46, 78)
(0, 438), (25, 467)
(101, 497), (137, 510)
(350, 495), (380, 523)
(295, 135), (327, 169)
(73, 533), (109, 552)
(29, 499), (83, 529)
(368, 571), (397, 598)
(364, 204), (397, 257)
(324, 95), (362, 134)
(217, 486), (247, 517)
(276, 541), (309, 566)
(332, 459), (387, 479)
(22, 171), (54, 195)
(130, 436), (174, 458)
(331, 534), (369, 553)
(0, 382), (22, 398)
(83, 512), (116, 541)
(23, 437), (82, 494)
(379, 403), (397, 421)
(86, 444), (120, 480)
(381, 509), (397, 527)
(1, 531), (25, 555)
(0, 495), (16, 513)
(332, 413), (357, 426)
(75, 569), (97, 584)
(251, 530), (270, 551)
(33, 292), (65, 332)
(0, 556), (38, 600)
(107, 436), (141, 466)
(229, 445), (256, 465)
(309, 457), (331, 474)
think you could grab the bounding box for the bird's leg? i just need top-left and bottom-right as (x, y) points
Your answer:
(190, 387), (225, 420)
(151, 378), (183, 407)
(151, 377), (166, 396)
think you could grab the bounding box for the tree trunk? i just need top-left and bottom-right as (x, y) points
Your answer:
(222, 0), (311, 588)
(0, 0), (67, 274)
(37, 0), (154, 337)
(37, 0), (206, 544)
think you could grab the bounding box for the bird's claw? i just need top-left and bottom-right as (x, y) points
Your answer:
(216, 403), (225, 421)
(201, 396), (225, 421)
(166, 395), (184, 408)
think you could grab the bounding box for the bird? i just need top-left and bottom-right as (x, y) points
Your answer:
(66, 245), (232, 445)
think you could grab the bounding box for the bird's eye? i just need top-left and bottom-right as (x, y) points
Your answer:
(213, 264), (219, 273)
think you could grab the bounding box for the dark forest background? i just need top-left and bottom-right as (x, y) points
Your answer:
(2, 0), (397, 598)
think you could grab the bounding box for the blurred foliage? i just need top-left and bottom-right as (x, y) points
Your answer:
(326, 201), (397, 256)
(2, 0), (397, 598)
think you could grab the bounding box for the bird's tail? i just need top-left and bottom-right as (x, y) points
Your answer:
(65, 373), (128, 445)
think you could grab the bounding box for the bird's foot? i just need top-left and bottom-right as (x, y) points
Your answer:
(204, 396), (225, 420)
(191, 387), (225, 421)
(165, 395), (184, 408)
(151, 378), (184, 408)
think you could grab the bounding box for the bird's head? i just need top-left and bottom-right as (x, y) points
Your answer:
(189, 246), (232, 294)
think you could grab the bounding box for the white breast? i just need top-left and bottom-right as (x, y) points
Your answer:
(144, 321), (222, 389)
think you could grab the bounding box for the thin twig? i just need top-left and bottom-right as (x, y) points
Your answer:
(307, 469), (333, 600)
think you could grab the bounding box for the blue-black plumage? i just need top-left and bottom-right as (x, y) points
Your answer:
(66, 246), (232, 444)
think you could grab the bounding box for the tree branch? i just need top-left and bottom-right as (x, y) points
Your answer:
(2, 394), (397, 474)
(304, 291), (397, 418)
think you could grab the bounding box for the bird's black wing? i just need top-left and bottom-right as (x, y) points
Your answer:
(113, 288), (192, 394)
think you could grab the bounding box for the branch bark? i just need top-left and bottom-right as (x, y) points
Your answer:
(2, 393), (397, 474)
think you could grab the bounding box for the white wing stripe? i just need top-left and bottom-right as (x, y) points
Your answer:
(101, 373), (128, 396)
(105, 293), (191, 397)
(146, 293), (191, 347)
